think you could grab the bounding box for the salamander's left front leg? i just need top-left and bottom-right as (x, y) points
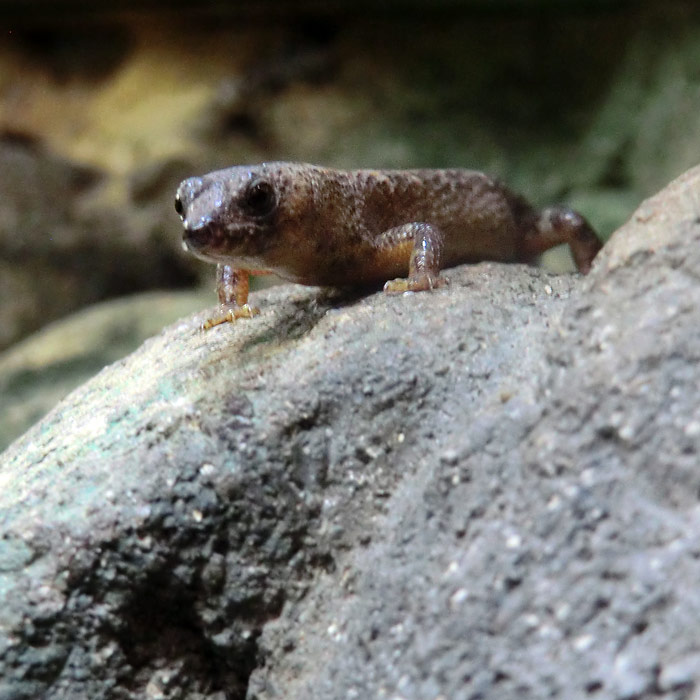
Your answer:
(381, 222), (446, 294)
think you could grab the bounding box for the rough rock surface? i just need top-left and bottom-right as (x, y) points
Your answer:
(0, 166), (699, 700)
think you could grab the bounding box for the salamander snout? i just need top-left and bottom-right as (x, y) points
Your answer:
(174, 176), (208, 221)
(175, 176), (228, 260)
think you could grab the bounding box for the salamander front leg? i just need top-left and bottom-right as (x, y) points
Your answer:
(381, 222), (447, 294)
(202, 264), (260, 329)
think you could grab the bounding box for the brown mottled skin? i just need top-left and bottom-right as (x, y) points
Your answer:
(175, 162), (602, 328)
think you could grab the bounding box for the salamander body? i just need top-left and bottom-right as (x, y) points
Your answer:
(175, 162), (601, 327)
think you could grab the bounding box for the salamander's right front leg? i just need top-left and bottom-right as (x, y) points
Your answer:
(202, 264), (259, 330)
(381, 222), (447, 294)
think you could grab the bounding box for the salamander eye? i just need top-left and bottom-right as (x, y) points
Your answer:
(241, 179), (276, 218)
(174, 194), (184, 217)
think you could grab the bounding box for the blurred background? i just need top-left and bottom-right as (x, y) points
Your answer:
(1, 0), (698, 448)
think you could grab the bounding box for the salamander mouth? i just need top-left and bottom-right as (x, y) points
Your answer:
(182, 221), (259, 263)
(182, 223), (228, 260)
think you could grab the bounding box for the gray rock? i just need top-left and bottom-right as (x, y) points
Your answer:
(1, 165), (700, 699)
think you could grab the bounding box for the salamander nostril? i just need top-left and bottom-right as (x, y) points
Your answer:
(174, 194), (184, 217)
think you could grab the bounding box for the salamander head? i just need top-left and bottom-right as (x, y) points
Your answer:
(175, 162), (311, 265)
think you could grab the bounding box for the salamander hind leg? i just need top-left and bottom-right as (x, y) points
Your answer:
(381, 222), (447, 294)
(522, 207), (602, 274)
(202, 264), (260, 330)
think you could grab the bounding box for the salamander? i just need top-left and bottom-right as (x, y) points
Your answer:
(175, 162), (602, 328)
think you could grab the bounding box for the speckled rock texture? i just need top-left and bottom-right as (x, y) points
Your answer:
(0, 165), (699, 700)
